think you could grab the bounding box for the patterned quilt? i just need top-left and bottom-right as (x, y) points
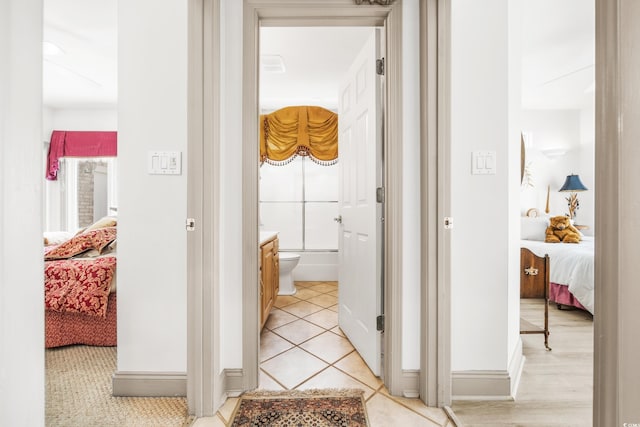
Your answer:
(44, 227), (117, 318)
(44, 256), (116, 317)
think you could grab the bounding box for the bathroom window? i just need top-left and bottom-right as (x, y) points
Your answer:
(260, 157), (338, 251)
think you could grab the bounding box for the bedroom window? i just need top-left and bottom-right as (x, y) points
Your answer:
(45, 157), (117, 232)
(259, 156), (338, 251)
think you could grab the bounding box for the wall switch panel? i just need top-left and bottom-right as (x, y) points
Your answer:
(471, 151), (496, 175)
(148, 151), (182, 175)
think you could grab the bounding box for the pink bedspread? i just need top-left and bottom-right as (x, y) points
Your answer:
(549, 282), (588, 311)
(46, 293), (117, 348)
(44, 256), (116, 318)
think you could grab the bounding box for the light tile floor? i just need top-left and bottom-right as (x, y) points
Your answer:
(192, 281), (452, 427)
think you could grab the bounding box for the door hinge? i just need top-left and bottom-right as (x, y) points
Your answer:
(376, 58), (385, 76)
(186, 218), (196, 231)
(376, 315), (385, 331)
(376, 187), (385, 203)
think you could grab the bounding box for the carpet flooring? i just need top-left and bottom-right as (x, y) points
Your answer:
(46, 345), (192, 427)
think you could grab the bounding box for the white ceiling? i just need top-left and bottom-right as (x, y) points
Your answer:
(259, 27), (373, 111)
(43, 0), (117, 108)
(42, 0), (594, 111)
(521, 0), (595, 110)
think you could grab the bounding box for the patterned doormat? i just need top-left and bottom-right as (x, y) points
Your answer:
(229, 389), (370, 426)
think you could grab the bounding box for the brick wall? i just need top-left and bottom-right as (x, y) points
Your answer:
(77, 160), (107, 228)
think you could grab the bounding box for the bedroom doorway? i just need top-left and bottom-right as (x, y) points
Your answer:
(506, 1), (596, 423)
(41, 0), (119, 421)
(257, 26), (385, 387)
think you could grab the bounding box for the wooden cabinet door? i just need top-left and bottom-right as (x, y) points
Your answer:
(273, 239), (279, 296)
(273, 255), (279, 298)
(261, 241), (275, 328)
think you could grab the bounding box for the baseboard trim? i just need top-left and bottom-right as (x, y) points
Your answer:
(451, 338), (524, 401)
(508, 338), (525, 398)
(400, 369), (420, 398)
(112, 371), (187, 397)
(224, 368), (244, 397)
(451, 370), (513, 401)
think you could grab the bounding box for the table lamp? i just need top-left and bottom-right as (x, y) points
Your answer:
(559, 174), (588, 219)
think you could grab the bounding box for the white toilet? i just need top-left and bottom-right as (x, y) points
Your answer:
(278, 252), (300, 295)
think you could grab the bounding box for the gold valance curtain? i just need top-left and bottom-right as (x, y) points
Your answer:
(260, 105), (338, 166)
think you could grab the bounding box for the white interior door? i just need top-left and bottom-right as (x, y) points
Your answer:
(338, 29), (383, 376)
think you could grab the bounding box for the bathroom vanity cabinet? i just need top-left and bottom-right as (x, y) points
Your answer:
(260, 234), (279, 329)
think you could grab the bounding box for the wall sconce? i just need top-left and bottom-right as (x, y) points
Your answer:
(559, 174), (588, 219)
(540, 147), (567, 159)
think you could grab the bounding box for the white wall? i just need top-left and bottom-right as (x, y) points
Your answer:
(520, 109), (595, 235)
(578, 102), (595, 235)
(116, 0), (188, 372)
(450, 0), (521, 374)
(0, 0), (45, 424)
(43, 107), (117, 136)
(507, 0), (524, 378)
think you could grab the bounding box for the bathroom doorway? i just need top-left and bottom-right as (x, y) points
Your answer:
(257, 26), (385, 387)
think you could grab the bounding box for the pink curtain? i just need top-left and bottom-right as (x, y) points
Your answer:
(46, 131), (117, 180)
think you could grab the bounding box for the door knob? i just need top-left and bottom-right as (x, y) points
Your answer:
(333, 215), (342, 224)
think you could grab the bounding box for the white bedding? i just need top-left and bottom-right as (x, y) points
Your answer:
(521, 236), (594, 314)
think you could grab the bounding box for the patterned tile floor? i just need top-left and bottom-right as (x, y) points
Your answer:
(193, 281), (452, 427)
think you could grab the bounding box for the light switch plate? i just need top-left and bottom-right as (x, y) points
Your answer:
(148, 151), (182, 175)
(471, 151), (496, 175)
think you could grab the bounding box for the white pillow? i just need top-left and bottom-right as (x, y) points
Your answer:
(521, 217), (549, 241)
(43, 231), (74, 246)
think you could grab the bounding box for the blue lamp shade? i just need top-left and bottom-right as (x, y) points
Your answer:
(559, 174), (588, 192)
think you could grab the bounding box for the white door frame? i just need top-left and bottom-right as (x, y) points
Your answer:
(241, 0), (403, 395)
(186, 0), (450, 415)
(420, 0), (452, 407)
(239, 0), (446, 400)
(187, 0), (223, 417)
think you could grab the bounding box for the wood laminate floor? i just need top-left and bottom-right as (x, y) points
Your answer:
(452, 299), (594, 427)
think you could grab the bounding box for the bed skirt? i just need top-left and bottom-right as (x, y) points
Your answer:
(45, 293), (117, 348)
(549, 283), (587, 312)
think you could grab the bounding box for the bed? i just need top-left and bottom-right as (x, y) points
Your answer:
(44, 222), (118, 348)
(520, 216), (594, 314)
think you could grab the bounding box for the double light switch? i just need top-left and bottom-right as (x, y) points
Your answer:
(471, 151), (497, 175)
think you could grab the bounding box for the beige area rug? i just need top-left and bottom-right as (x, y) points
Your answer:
(229, 389), (369, 426)
(46, 345), (192, 427)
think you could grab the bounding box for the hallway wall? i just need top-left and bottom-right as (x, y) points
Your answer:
(116, 0), (188, 372)
(0, 0), (45, 424)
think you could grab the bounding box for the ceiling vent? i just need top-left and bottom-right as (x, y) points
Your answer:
(260, 55), (286, 73)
